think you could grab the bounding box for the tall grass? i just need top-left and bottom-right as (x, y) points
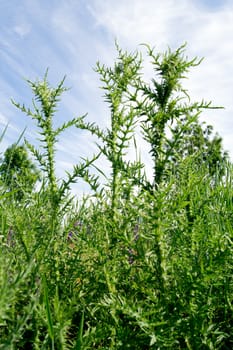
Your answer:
(0, 44), (232, 349)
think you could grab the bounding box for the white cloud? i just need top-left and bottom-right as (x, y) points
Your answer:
(89, 0), (191, 47)
(13, 23), (31, 37)
(0, 112), (8, 126)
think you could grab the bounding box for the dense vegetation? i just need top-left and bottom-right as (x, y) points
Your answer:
(0, 44), (232, 349)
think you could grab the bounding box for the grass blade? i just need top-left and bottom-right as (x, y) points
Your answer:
(75, 310), (84, 350)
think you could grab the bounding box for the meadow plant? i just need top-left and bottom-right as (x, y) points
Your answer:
(0, 44), (232, 349)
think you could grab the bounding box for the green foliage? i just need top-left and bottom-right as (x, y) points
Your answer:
(167, 119), (228, 177)
(0, 143), (40, 201)
(0, 43), (232, 349)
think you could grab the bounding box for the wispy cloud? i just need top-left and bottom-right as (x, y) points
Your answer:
(0, 112), (8, 126)
(13, 22), (31, 37)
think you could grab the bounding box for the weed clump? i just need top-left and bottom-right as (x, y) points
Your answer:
(0, 43), (232, 349)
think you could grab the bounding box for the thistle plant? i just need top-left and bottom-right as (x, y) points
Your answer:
(12, 71), (99, 218)
(0, 43), (232, 349)
(135, 44), (224, 192)
(75, 45), (143, 223)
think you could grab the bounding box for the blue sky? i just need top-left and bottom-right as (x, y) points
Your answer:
(0, 0), (233, 196)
